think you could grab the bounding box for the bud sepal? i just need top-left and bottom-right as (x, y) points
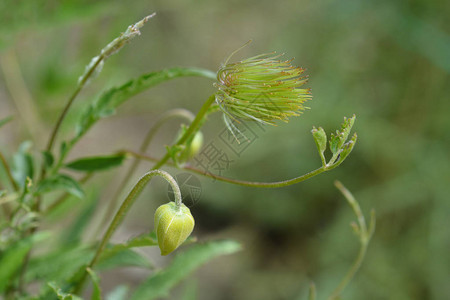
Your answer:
(154, 201), (195, 256)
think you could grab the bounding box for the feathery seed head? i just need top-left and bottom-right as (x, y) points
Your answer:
(214, 52), (312, 126)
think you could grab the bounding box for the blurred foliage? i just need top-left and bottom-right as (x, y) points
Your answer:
(0, 0), (449, 299)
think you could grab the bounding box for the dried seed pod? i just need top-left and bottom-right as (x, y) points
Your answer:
(154, 201), (195, 255)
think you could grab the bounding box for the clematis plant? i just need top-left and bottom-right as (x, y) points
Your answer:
(0, 13), (368, 300)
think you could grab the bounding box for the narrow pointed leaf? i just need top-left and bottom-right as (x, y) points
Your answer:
(87, 268), (102, 300)
(42, 151), (55, 169)
(61, 191), (99, 245)
(106, 286), (129, 300)
(65, 153), (126, 172)
(26, 246), (93, 283)
(98, 233), (158, 265)
(130, 240), (241, 300)
(72, 67), (216, 145)
(0, 232), (49, 292)
(97, 249), (152, 270)
(47, 281), (83, 300)
(36, 174), (85, 199)
(337, 133), (357, 165)
(11, 141), (34, 188)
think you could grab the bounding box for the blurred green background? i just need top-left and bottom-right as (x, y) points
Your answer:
(1, 0), (449, 299)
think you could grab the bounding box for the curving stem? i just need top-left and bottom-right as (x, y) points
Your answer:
(95, 109), (195, 237)
(73, 169), (181, 294)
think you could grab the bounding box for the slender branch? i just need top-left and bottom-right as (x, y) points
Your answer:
(97, 109), (194, 236)
(0, 151), (16, 220)
(308, 283), (317, 300)
(45, 57), (104, 154)
(328, 181), (375, 300)
(0, 151), (19, 192)
(0, 152), (19, 225)
(72, 170), (181, 295)
(328, 242), (368, 300)
(122, 150), (335, 188)
(0, 49), (45, 143)
(335, 181), (368, 235)
(185, 163), (328, 188)
(44, 172), (94, 215)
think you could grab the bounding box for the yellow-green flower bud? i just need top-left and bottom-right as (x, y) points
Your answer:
(175, 129), (204, 163)
(154, 201), (195, 255)
(188, 131), (203, 158)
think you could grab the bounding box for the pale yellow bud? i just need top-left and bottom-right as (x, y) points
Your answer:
(154, 202), (195, 255)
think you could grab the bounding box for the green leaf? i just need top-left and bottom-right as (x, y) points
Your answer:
(181, 280), (198, 300)
(337, 133), (358, 165)
(11, 141), (34, 188)
(329, 133), (341, 155)
(87, 268), (102, 300)
(108, 232), (158, 250)
(0, 115), (13, 129)
(72, 67), (216, 146)
(99, 232), (158, 265)
(61, 190), (99, 245)
(97, 248), (152, 270)
(36, 174), (85, 199)
(98, 232), (196, 267)
(65, 153), (126, 172)
(339, 114), (356, 147)
(311, 126), (327, 166)
(28, 236), (153, 288)
(330, 115), (356, 155)
(60, 141), (69, 161)
(312, 127), (327, 154)
(26, 246), (93, 283)
(0, 232), (49, 292)
(42, 151), (54, 169)
(130, 240), (241, 300)
(106, 285), (129, 300)
(47, 281), (83, 300)
(29, 242), (150, 288)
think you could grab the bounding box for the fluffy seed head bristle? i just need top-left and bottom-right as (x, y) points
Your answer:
(214, 52), (312, 126)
